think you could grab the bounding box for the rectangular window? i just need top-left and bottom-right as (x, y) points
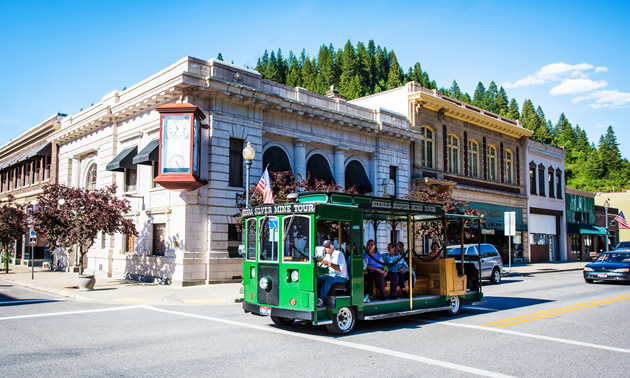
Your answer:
(33, 159), (40, 183)
(228, 223), (243, 258)
(556, 172), (562, 199)
(229, 138), (244, 187)
(125, 168), (137, 192)
(152, 223), (166, 256)
(389, 166), (397, 198)
(101, 233), (107, 248)
(44, 156), (51, 181)
(152, 162), (159, 188)
(529, 165), (537, 195)
(538, 167), (545, 196)
(24, 163), (31, 186)
(548, 170), (555, 198)
(125, 233), (135, 253)
(246, 218), (257, 261)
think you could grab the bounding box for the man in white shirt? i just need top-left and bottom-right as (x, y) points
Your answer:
(317, 239), (349, 305)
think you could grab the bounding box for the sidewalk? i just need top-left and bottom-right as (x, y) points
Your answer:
(0, 265), (243, 305)
(501, 261), (588, 276)
(1, 261), (588, 305)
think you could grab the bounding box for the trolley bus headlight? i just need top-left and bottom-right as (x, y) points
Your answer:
(259, 277), (271, 291)
(250, 267), (256, 279)
(290, 270), (299, 282)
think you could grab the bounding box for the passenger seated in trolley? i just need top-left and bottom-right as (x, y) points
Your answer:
(364, 239), (387, 301)
(316, 240), (349, 307)
(383, 242), (416, 297)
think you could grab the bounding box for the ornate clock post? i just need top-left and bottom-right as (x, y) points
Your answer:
(153, 102), (207, 191)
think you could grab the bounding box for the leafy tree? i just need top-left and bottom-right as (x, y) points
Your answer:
(34, 184), (137, 275)
(0, 196), (26, 273)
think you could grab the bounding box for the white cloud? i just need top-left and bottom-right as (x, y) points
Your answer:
(503, 62), (597, 88)
(571, 89), (630, 109)
(595, 66), (608, 73)
(549, 79), (608, 95)
(594, 122), (610, 129)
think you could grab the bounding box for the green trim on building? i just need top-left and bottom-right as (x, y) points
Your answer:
(567, 223), (606, 235)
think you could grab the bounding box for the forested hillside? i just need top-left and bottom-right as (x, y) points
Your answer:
(219, 40), (630, 192)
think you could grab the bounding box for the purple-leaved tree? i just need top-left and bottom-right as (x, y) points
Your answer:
(0, 195), (27, 273)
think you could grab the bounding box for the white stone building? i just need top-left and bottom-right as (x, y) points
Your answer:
(48, 57), (413, 285)
(525, 139), (566, 261)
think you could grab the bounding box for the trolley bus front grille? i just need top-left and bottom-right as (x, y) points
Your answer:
(257, 264), (279, 306)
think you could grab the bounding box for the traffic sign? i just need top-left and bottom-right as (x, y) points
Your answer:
(29, 228), (37, 243)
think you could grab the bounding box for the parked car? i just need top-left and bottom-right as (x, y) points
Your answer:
(615, 241), (630, 250)
(583, 249), (630, 284)
(447, 243), (503, 284)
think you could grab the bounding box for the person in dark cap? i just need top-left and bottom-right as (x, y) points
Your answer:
(316, 239), (349, 306)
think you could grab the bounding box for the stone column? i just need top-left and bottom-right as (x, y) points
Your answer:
(370, 152), (379, 196)
(294, 140), (306, 181)
(71, 158), (80, 188)
(333, 147), (345, 188)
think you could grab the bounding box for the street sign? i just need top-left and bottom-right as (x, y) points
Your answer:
(29, 228), (37, 243)
(504, 211), (516, 236)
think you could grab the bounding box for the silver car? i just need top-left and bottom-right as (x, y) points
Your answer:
(447, 243), (504, 284)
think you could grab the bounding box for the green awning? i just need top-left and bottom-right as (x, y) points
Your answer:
(567, 223), (607, 235)
(132, 140), (159, 166)
(106, 146), (137, 172)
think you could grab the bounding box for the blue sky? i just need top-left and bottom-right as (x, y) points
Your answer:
(1, 0), (628, 158)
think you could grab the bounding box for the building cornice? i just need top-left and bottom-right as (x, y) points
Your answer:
(0, 114), (63, 159)
(409, 89), (533, 139)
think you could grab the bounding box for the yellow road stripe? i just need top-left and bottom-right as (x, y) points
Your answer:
(495, 297), (630, 328)
(113, 297), (150, 303)
(482, 293), (630, 327)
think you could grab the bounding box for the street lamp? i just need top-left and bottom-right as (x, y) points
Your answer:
(603, 198), (610, 252)
(242, 141), (255, 208)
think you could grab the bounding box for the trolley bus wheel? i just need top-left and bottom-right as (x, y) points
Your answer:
(447, 296), (462, 316)
(326, 306), (356, 335)
(271, 316), (295, 326)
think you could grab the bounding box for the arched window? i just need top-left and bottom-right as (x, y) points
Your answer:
(345, 160), (372, 194)
(420, 126), (434, 169)
(306, 154), (334, 185)
(447, 134), (459, 174)
(504, 149), (513, 184)
(263, 146), (292, 174)
(85, 163), (97, 190)
(468, 140), (479, 178)
(487, 145), (497, 181)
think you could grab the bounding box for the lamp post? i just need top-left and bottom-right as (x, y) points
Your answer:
(603, 198), (610, 252)
(242, 141), (255, 208)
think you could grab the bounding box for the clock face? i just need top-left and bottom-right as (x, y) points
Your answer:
(161, 114), (192, 173)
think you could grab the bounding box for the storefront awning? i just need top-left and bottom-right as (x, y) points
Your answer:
(263, 146), (292, 173)
(307, 154), (334, 184)
(567, 223), (607, 235)
(345, 160), (373, 194)
(132, 140), (159, 166)
(106, 146), (137, 172)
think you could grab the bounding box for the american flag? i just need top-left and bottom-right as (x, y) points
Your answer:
(256, 168), (274, 204)
(613, 211), (629, 229)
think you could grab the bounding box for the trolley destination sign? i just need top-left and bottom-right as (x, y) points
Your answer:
(360, 199), (443, 215)
(242, 203), (316, 217)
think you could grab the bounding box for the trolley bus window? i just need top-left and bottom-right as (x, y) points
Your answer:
(283, 215), (310, 263)
(246, 218), (257, 261)
(260, 216), (279, 262)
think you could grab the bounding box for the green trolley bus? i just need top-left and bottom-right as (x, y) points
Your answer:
(242, 191), (485, 335)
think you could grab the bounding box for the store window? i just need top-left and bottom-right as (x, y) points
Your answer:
(504, 149), (513, 184)
(124, 168), (137, 192)
(487, 145), (497, 181)
(420, 126), (434, 169)
(468, 140), (479, 178)
(447, 134), (459, 174)
(152, 223), (166, 256)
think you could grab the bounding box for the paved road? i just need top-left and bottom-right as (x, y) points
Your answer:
(1, 271), (629, 377)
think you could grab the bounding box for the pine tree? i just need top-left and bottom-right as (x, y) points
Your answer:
(302, 57), (315, 92)
(275, 49), (287, 83)
(356, 42), (372, 93)
(485, 81), (499, 113)
(472, 82), (487, 108)
(367, 40), (377, 91)
(507, 98), (520, 120)
(585, 148), (605, 180)
(554, 113), (577, 152)
(347, 74), (363, 99)
(599, 126), (622, 175)
(520, 100), (536, 131)
(318, 44), (336, 89)
(256, 50), (270, 78)
(409, 63), (423, 84)
(285, 51), (302, 88)
(534, 106), (553, 144)
(496, 87), (509, 116)
(449, 80), (462, 100)
(339, 40), (358, 97)
(385, 50), (402, 90)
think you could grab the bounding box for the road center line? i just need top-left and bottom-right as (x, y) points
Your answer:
(420, 320), (630, 355)
(0, 305), (145, 321)
(143, 305), (514, 378)
(482, 293), (630, 328)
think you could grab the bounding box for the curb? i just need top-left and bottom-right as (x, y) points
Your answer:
(503, 268), (585, 277)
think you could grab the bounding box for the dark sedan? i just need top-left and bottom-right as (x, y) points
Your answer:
(583, 249), (630, 283)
